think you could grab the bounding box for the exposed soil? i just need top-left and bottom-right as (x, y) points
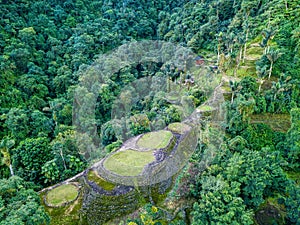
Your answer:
(255, 204), (284, 225)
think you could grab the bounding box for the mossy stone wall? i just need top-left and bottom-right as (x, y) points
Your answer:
(82, 187), (139, 224)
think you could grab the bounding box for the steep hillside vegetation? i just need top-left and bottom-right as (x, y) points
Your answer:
(0, 0), (299, 224)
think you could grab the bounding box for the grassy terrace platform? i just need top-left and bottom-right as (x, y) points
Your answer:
(87, 170), (116, 191)
(197, 105), (214, 111)
(46, 184), (79, 207)
(103, 149), (155, 176)
(136, 130), (173, 149)
(168, 122), (191, 134)
(250, 113), (291, 132)
(102, 130), (174, 177)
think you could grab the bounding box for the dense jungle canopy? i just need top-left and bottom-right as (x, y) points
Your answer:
(0, 0), (299, 224)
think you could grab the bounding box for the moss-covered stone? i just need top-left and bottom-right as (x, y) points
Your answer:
(41, 185), (86, 225)
(82, 188), (139, 224)
(87, 170), (116, 191)
(197, 105), (213, 112)
(255, 202), (285, 225)
(168, 123), (191, 134)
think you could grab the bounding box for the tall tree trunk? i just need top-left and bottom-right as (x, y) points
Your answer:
(60, 149), (67, 170)
(258, 80), (264, 93)
(239, 47), (243, 61)
(268, 61), (273, 79)
(285, 0), (288, 10)
(217, 45), (220, 65)
(234, 54), (240, 77)
(243, 29), (249, 63)
(9, 164), (14, 176)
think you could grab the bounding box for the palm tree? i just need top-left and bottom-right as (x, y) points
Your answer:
(260, 27), (277, 54)
(229, 80), (240, 104)
(256, 65), (268, 92)
(242, 20), (249, 63)
(236, 34), (245, 62)
(266, 49), (282, 79)
(233, 34), (246, 76)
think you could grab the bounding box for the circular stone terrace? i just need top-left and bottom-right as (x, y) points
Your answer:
(44, 183), (80, 207)
(103, 130), (174, 177)
(93, 123), (196, 186)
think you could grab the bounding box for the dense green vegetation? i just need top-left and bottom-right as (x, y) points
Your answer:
(0, 0), (299, 224)
(0, 176), (50, 224)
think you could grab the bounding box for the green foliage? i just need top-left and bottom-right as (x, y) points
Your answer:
(284, 182), (300, 224)
(5, 108), (30, 141)
(101, 121), (119, 146)
(129, 114), (151, 136)
(0, 176), (50, 225)
(238, 76), (258, 96)
(42, 160), (60, 184)
(241, 123), (275, 151)
(42, 130), (86, 184)
(192, 176), (253, 225)
(0, 0), (299, 223)
(189, 136), (288, 223)
(30, 110), (53, 137)
(12, 137), (52, 185)
(104, 140), (123, 153)
(0, 137), (15, 177)
(285, 108), (300, 171)
(127, 203), (166, 225)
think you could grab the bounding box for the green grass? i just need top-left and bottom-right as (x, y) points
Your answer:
(250, 113), (291, 132)
(246, 47), (263, 58)
(287, 171), (300, 185)
(237, 65), (256, 77)
(166, 91), (181, 101)
(87, 170), (116, 191)
(168, 122), (191, 134)
(226, 64), (256, 78)
(103, 149), (155, 176)
(46, 184), (78, 206)
(197, 105), (213, 111)
(41, 190), (85, 225)
(137, 130), (173, 149)
(222, 84), (231, 92)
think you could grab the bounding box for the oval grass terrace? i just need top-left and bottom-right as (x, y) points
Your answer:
(103, 149), (156, 176)
(136, 130), (173, 149)
(95, 123), (197, 186)
(45, 183), (79, 207)
(102, 130), (174, 177)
